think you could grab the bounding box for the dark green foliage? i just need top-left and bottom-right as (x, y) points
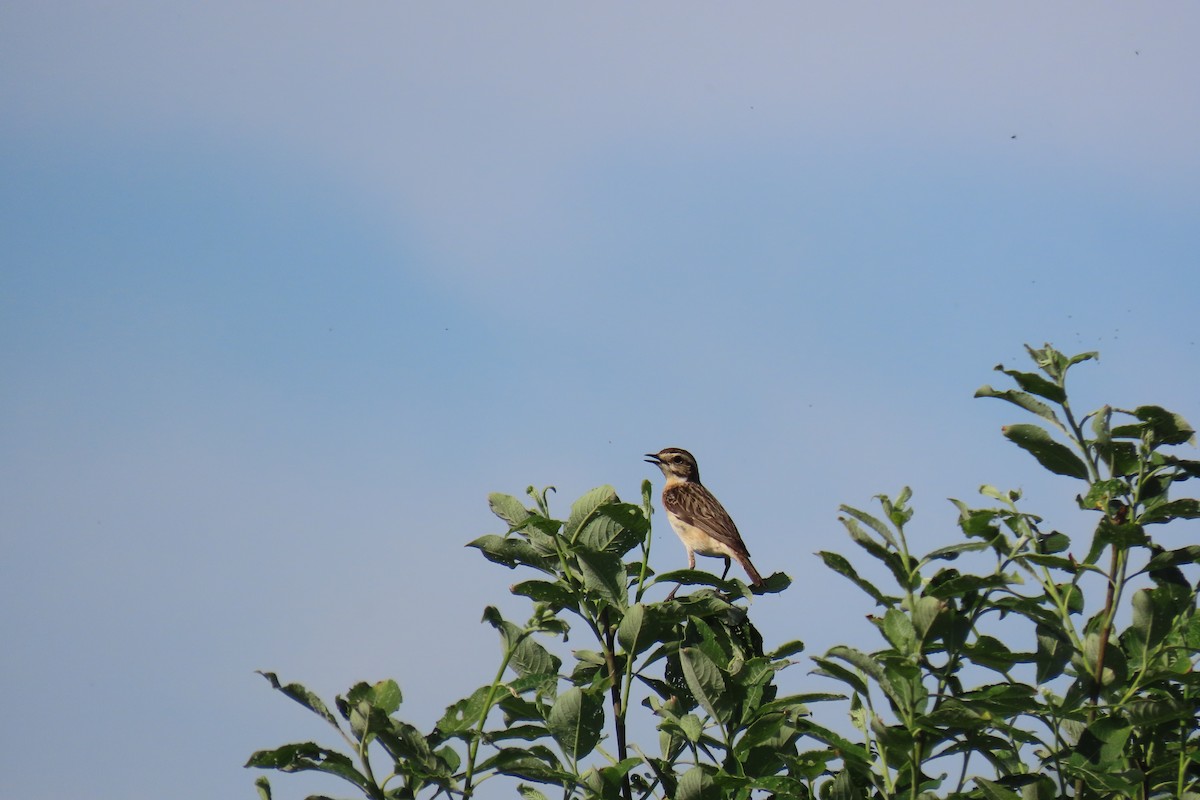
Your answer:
(250, 344), (1200, 800)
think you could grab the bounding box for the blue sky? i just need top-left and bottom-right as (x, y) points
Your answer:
(2, 4), (1198, 798)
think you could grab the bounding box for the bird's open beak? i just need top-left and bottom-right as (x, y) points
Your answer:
(644, 453), (661, 465)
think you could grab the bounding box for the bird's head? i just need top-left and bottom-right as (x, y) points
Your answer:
(645, 447), (701, 484)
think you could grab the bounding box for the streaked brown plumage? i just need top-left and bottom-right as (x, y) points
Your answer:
(645, 447), (763, 595)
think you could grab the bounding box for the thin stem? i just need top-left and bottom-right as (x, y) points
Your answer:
(909, 733), (923, 800)
(954, 748), (972, 795)
(634, 483), (655, 604)
(628, 744), (663, 800)
(1060, 394), (1101, 482)
(463, 634), (524, 797)
(357, 732), (380, 797)
(1176, 718), (1190, 799)
(600, 609), (633, 800)
(1090, 545), (1126, 707)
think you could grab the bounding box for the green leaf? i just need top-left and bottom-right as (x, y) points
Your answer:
(839, 516), (913, 591)
(676, 765), (719, 800)
(810, 656), (870, 698)
(517, 785), (550, 800)
(953, 500), (1001, 536)
(798, 720), (873, 769)
(487, 724), (550, 742)
(496, 691), (547, 725)
(878, 608), (917, 656)
(777, 750), (837, 781)
(764, 691), (842, 709)
(1002, 423), (1089, 480)
(374, 719), (440, 772)
(1165, 456), (1200, 477)
(510, 579), (576, 610)
(1021, 553), (1078, 572)
(546, 687), (604, 759)
(965, 635), (1024, 673)
(825, 645), (886, 685)
(769, 639), (806, 659)
(1133, 405), (1196, 446)
(1096, 441), (1140, 475)
(256, 672), (340, 729)
(754, 570), (793, 593)
(826, 768), (860, 800)
(368, 679), (402, 715)
(654, 568), (738, 592)
(340, 681), (403, 743)
(576, 502), (649, 555)
(1081, 631), (1127, 687)
(467, 535), (555, 573)
(920, 540), (992, 564)
(1060, 761), (1140, 796)
(617, 603), (673, 658)
(817, 550), (895, 606)
(1067, 349), (1099, 368)
(575, 547), (628, 609)
(586, 760), (641, 798)
(436, 685), (492, 734)
(974, 777), (1021, 800)
(687, 616), (733, 666)
(580, 759), (641, 799)
(982, 481), (1017, 498)
(515, 525), (564, 564)
(641, 756), (679, 798)
(749, 775), (814, 796)
(482, 608), (563, 680)
(1084, 519), (1148, 565)
(924, 572), (1009, 599)
(839, 504), (900, 549)
(1141, 498), (1200, 525)
(1072, 715), (1133, 766)
(679, 646), (727, 723)
(1125, 696), (1196, 726)
(1038, 531), (1070, 553)
(245, 743), (370, 791)
(478, 746), (570, 784)
(1022, 344), (1097, 383)
(993, 364), (1066, 403)
(974, 385), (1062, 425)
(1144, 544), (1200, 571)
(1081, 478), (1128, 510)
(735, 711), (787, 754)
(1147, 578), (1193, 626)
(956, 682), (1037, 714)
(911, 596), (944, 640)
(677, 712), (703, 743)
(510, 635), (562, 681)
(253, 776), (271, 800)
(1131, 587), (1170, 649)
(489, 493), (531, 527)
(880, 488), (914, 529)
(565, 485), (618, 542)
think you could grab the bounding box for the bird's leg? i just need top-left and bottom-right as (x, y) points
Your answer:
(667, 550), (698, 601)
(720, 556), (731, 581)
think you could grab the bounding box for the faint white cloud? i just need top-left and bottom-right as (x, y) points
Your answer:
(4, 3), (1196, 306)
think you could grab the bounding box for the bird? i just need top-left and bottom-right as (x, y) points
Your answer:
(645, 447), (764, 597)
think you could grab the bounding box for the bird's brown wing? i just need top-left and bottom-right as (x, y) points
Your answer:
(663, 483), (752, 558)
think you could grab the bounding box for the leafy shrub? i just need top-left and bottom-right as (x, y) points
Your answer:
(249, 344), (1199, 800)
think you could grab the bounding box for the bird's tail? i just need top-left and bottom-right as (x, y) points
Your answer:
(740, 556), (764, 587)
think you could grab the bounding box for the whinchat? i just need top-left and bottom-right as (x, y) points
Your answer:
(645, 447), (764, 595)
